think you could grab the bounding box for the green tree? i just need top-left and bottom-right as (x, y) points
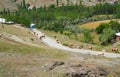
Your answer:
(96, 23), (109, 34)
(109, 21), (120, 32)
(99, 27), (116, 45)
(83, 29), (93, 43)
(56, 0), (59, 6)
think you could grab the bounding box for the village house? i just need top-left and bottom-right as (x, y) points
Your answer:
(116, 32), (120, 41)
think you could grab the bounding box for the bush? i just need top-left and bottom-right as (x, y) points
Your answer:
(96, 23), (109, 34)
(99, 27), (116, 45)
(83, 29), (93, 43)
(109, 21), (120, 32)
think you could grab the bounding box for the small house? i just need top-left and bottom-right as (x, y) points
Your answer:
(115, 32), (120, 41)
(28, 5), (34, 10)
(0, 18), (6, 23)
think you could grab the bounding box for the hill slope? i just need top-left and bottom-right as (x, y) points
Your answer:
(0, 0), (118, 11)
(0, 24), (120, 77)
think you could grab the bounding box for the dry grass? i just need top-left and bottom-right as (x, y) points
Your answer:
(79, 19), (120, 29)
(79, 20), (111, 29)
(0, 24), (48, 46)
(0, 24), (71, 58)
(0, 24), (74, 77)
(40, 29), (84, 48)
(40, 29), (120, 53)
(0, 24), (120, 77)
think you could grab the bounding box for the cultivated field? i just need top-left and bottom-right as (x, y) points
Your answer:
(79, 19), (120, 29)
(79, 20), (111, 29)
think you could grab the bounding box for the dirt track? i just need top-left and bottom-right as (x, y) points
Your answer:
(32, 29), (120, 58)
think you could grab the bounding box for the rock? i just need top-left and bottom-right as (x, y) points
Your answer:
(64, 64), (108, 77)
(43, 61), (64, 70)
(0, 33), (3, 37)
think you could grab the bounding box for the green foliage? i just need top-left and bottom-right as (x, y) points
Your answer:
(99, 27), (116, 45)
(1, 1), (120, 34)
(109, 21), (120, 32)
(96, 21), (120, 35)
(93, 3), (115, 15)
(64, 25), (82, 34)
(96, 21), (120, 45)
(96, 23), (109, 34)
(83, 29), (93, 43)
(63, 31), (72, 38)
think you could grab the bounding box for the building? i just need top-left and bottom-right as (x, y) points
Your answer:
(0, 18), (6, 23)
(116, 32), (120, 41)
(28, 5), (34, 10)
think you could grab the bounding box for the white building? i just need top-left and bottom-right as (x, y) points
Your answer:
(0, 18), (6, 23)
(115, 32), (120, 41)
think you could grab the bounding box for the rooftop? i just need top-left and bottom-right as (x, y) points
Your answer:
(116, 32), (120, 36)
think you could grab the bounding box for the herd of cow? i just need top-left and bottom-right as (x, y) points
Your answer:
(33, 31), (119, 53)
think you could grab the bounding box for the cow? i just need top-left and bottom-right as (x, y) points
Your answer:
(97, 52), (104, 56)
(56, 39), (60, 43)
(88, 45), (92, 50)
(0, 34), (3, 37)
(33, 32), (36, 35)
(39, 35), (45, 40)
(112, 47), (118, 53)
(69, 43), (74, 48)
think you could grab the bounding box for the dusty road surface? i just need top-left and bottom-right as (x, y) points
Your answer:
(33, 29), (120, 58)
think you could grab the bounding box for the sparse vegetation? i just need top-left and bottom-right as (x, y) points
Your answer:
(0, 0), (120, 77)
(83, 29), (93, 43)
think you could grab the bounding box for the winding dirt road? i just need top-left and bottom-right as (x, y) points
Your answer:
(32, 29), (120, 58)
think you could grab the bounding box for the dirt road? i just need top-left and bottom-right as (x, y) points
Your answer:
(32, 29), (120, 58)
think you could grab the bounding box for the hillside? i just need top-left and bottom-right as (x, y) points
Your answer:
(0, 0), (120, 76)
(0, 24), (120, 77)
(0, 0), (17, 11)
(0, 0), (119, 11)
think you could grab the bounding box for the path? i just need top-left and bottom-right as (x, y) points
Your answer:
(32, 29), (120, 58)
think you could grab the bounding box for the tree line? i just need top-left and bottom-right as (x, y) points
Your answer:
(1, 0), (120, 29)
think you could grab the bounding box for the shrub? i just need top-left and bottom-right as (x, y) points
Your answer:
(83, 29), (93, 43)
(99, 27), (116, 45)
(96, 23), (109, 34)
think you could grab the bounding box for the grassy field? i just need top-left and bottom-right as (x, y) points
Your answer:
(79, 19), (120, 29)
(0, 24), (120, 77)
(40, 27), (120, 53)
(0, 24), (48, 46)
(0, 24), (71, 58)
(0, 24), (73, 77)
(0, 36), (73, 77)
(40, 29), (85, 48)
(79, 20), (111, 29)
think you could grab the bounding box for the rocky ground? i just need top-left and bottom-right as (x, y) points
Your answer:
(0, 51), (120, 77)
